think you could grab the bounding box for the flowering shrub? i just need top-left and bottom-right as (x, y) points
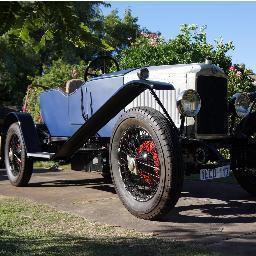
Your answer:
(227, 64), (254, 97)
(118, 24), (234, 72)
(119, 24), (254, 98)
(140, 32), (160, 47)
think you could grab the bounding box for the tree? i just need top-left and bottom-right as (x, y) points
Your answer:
(118, 24), (234, 72)
(103, 8), (140, 52)
(0, 34), (40, 105)
(0, 2), (110, 63)
(0, 2), (108, 105)
(0, 2), (144, 105)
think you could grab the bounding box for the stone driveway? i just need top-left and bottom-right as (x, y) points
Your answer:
(0, 169), (256, 255)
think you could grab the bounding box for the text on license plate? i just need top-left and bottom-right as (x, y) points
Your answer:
(200, 165), (230, 181)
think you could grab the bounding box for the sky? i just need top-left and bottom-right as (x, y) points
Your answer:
(103, 1), (256, 72)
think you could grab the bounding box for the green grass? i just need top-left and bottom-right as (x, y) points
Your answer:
(0, 196), (218, 256)
(34, 161), (71, 171)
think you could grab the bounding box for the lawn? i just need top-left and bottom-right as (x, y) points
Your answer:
(0, 196), (218, 256)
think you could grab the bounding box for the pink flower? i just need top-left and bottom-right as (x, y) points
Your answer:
(149, 41), (157, 47)
(141, 32), (149, 38)
(140, 32), (159, 46)
(236, 71), (242, 77)
(229, 66), (236, 72)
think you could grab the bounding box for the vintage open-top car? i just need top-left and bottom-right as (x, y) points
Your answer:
(1, 56), (256, 220)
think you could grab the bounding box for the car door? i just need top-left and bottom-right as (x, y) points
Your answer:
(68, 85), (89, 127)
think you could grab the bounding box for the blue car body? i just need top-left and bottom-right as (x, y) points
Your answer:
(40, 69), (134, 138)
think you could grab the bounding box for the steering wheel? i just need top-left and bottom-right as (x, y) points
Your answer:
(84, 56), (120, 82)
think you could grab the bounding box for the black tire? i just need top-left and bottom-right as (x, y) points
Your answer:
(110, 107), (183, 220)
(232, 147), (256, 196)
(232, 113), (256, 196)
(4, 123), (33, 186)
(233, 169), (256, 196)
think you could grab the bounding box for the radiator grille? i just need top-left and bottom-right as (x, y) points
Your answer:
(196, 76), (228, 136)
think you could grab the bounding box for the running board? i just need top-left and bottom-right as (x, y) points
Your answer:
(27, 152), (55, 160)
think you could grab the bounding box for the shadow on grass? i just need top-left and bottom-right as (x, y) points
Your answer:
(0, 230), (214, 256)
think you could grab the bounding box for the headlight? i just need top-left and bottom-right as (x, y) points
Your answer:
(177, 89), (201, 117)
(234, 93), (251, 118)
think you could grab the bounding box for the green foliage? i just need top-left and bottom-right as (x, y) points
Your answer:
(227, 64), (254, 97)
(0, 2), (109, 61)
(103, 8), (140, 52)
(0, 2), (105, 105)
(30, 59), (86, 89)
(0, 35), (40, 105)
(25, 59), (86, 121)
(118, 24), (234, 72)
(0, 2), (143, 105)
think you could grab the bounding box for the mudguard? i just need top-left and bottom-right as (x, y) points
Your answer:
(54, 79), (174, 159)
(3, 112), (41, 153)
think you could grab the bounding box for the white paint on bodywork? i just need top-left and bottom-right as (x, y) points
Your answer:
(124, 63), (226, 128)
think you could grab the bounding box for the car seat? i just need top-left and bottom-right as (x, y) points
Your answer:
(65, 79), (84, 94)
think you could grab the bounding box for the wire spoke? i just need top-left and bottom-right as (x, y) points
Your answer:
(118, 125), (161, 202)
(13, 153), (22, 164)
(136, 159), (160, 171)
(8, 134), (22, 176)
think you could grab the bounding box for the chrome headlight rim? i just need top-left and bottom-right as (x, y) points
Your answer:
(177, 89), (201, 117)
(233, 92), (251, 118)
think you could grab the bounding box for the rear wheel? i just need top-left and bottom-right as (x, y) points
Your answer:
(233, 168), (256, 196)
(232, 144), (256, 196)
(232, 113), (256, 196)
(110, 107), (183, 220)
(5, 123), (33, 186)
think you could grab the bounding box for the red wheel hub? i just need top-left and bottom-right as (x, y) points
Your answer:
(137, 140), (160, 187)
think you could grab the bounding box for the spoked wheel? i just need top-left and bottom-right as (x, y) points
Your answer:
(119, 127), (161, 202)
(232, 145), (256, 196)
(232, 112), (256, 196)
(233, 168), (256, 196)
(110, 107), (183, 220)
(5, 123), (33, 186)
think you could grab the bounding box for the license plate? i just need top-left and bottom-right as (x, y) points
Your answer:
(200, 165), (230, 181)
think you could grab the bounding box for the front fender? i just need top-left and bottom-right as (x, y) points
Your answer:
(3, 112), (41, 153)
(125, 79), (175, 90)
